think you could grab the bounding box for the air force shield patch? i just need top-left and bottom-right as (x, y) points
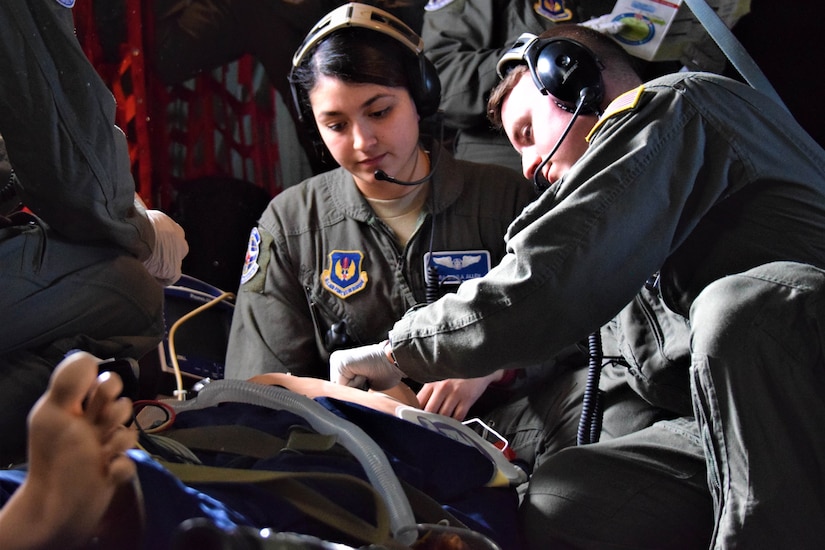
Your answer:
(534, 0), (573, 22)
(240, 227), (261, 285)
(55, 0), (76, 7)
(322, 250), (368, 299)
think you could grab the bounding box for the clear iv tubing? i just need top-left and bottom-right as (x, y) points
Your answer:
(171, 379), (417, 545)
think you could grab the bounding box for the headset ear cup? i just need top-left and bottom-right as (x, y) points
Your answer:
(288, 72), (308, 125)
(287, 71), (328, 160)
(535, 38), (604, 112)
(412, 54), (441, 119)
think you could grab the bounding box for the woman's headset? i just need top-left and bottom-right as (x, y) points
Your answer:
(288, 2), (441, 123)
(497, 32), (604, 115)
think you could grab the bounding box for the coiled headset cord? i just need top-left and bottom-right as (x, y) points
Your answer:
(0, 179), (14, 201)
(421, 121), (445, 306)
(1, 171), (19, 215)
(577, 331), (605, 445)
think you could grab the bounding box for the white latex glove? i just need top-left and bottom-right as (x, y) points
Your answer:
(143, 209), (189, 286)
(330, 342), (405, 391)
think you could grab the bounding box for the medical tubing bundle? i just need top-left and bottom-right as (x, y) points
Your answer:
(171, 379), (418, 545)
(165, 288), (236, 400)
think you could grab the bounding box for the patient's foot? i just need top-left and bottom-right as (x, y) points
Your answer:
(0, 351), (138, 549)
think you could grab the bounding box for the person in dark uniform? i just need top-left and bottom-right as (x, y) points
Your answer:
(332, 23), (825, 548)
(0, 0), (188, 466)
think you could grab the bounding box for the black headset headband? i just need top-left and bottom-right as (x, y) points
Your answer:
(497, 32), (604, 113)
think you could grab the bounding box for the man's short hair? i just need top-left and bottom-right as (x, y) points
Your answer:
(487, 24), (640, 128)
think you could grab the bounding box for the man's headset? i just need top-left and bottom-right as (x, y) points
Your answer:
(288, 2), (441, 124)
(497, 32), (605, 115)
(496, 32), (605, 191)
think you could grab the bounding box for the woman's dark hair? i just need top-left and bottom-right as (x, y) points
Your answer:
(290, 27), (415, 119)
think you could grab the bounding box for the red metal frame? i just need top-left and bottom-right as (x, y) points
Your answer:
(72, 0), (282, 210)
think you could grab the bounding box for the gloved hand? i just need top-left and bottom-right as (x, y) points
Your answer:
(143, 209), (189, 286)
(330, 342), (405, 391)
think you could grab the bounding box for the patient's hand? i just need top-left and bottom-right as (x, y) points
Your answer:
(417, 371), (504, 421)
(247, 373), (420, 415)
(375, 382), (420, 408)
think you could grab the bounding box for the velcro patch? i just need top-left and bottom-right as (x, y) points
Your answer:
(240, 227), (262, 285)
(322, 250), (369, 299)
(425, 250), (491, 286)
(586, 85), (645, 142)
(533, 0), (574, 22)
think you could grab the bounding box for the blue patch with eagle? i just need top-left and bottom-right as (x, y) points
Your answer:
(322, 250), (369, 299)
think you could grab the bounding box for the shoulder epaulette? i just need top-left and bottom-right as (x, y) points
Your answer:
(586, 85), (645, 142)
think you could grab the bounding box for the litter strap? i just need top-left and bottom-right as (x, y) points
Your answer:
(161, 461), (393, 546)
